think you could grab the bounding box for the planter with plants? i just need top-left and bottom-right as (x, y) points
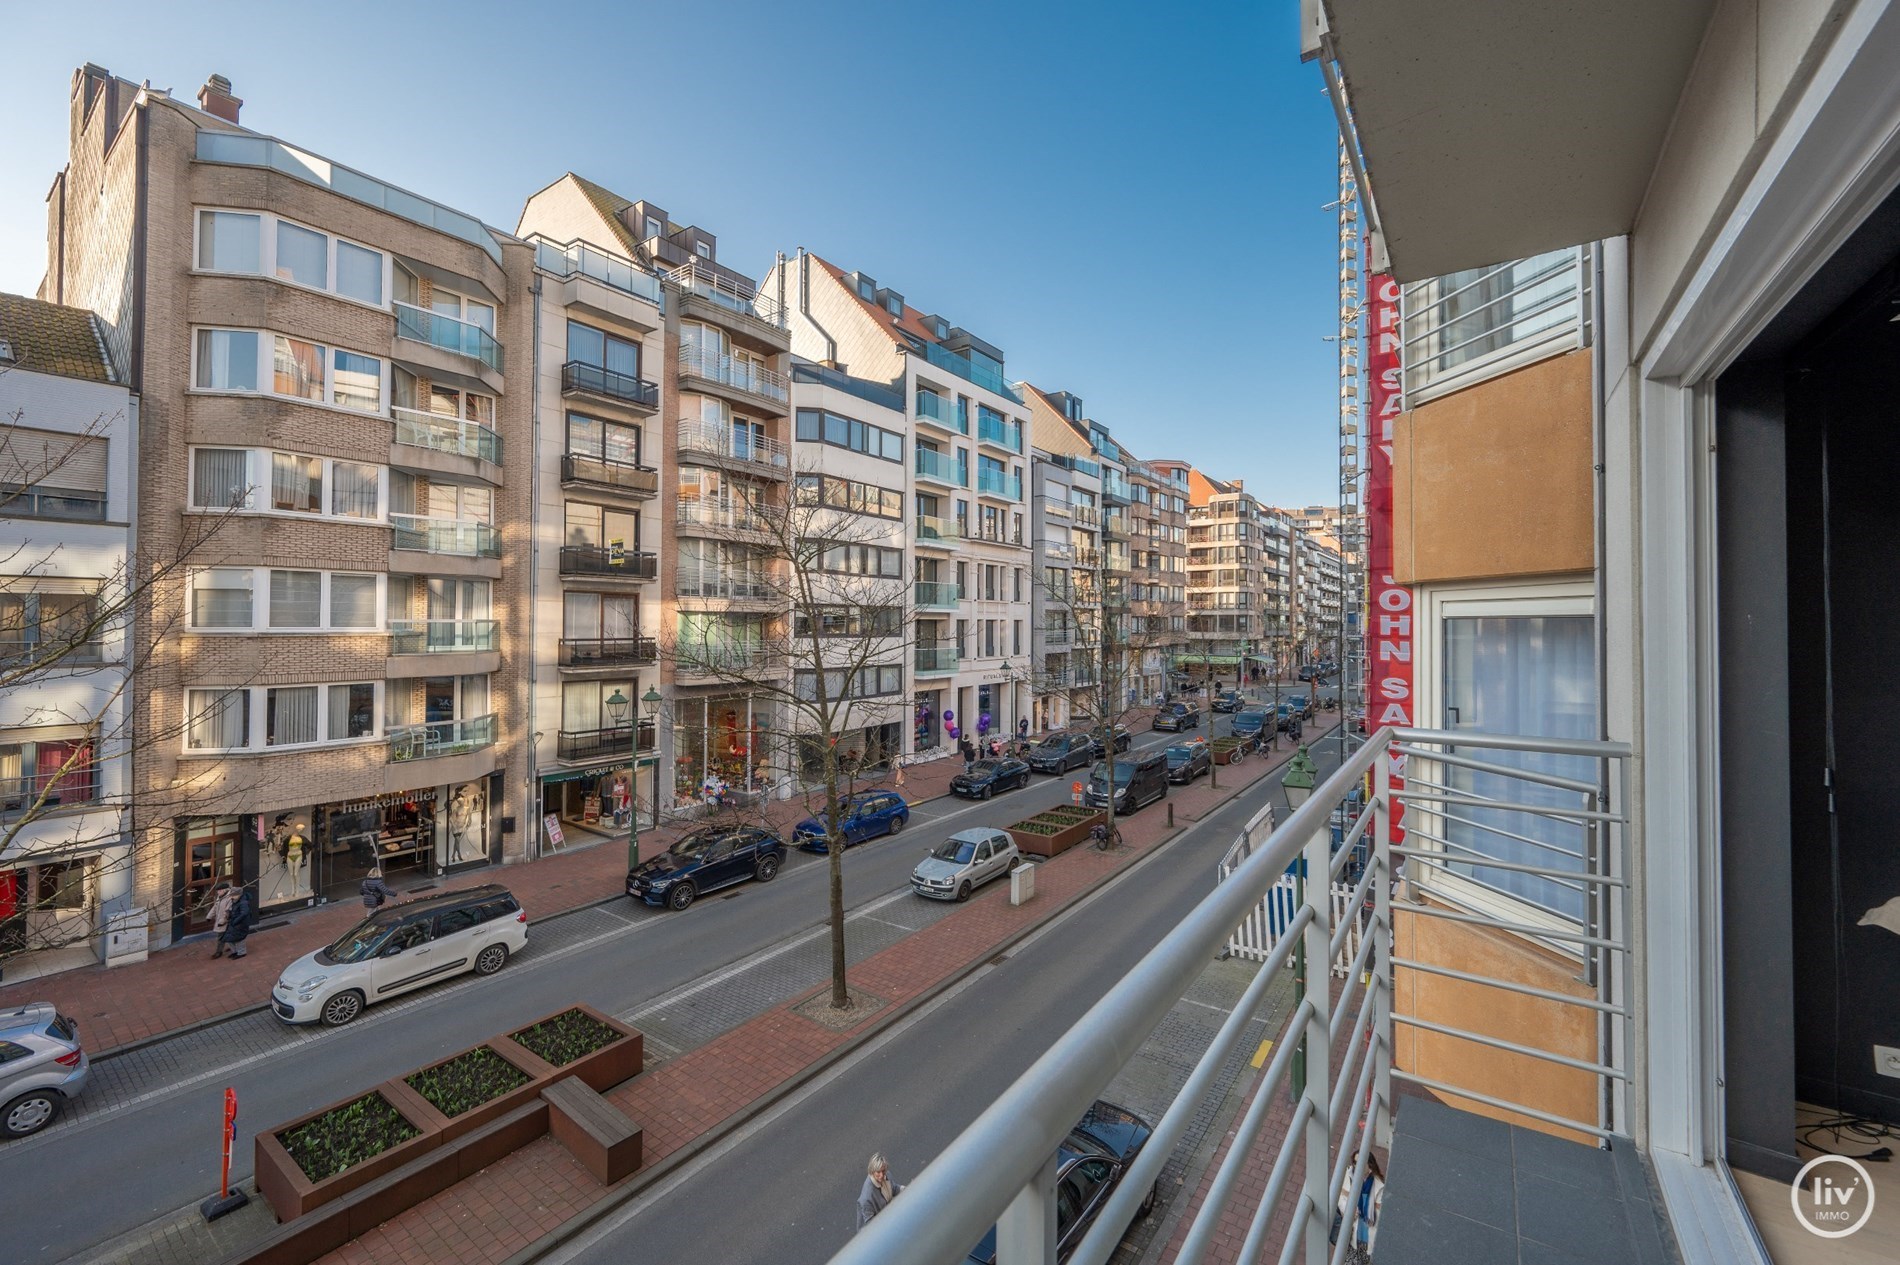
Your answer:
(255, 1088), (436, 1220)
(1210, 738), (1249, 765)
(1007, 807), (1106, 858)
(496, 1003), (644, 1092)
(402, 1043), (541, 1142)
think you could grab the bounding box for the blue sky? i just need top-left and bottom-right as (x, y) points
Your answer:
(0, 0), (1342, 505)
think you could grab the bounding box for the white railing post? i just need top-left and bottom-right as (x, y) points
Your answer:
(996, 1152), (1059, 1265)
(1299, 819), (1333, 1265)
(1371, 785), (1394, 1150)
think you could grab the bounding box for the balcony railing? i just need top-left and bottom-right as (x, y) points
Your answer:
(676, 419), (789, 471)
(562, 452), (659, 496)
(390, 515), (500, 558)
(532, 236), (665, 306)
(676, 572), (773, 600)
(918, 340), (1023, 403)
(969, 521), (1024, 546)
(386, 714), (497, 764)
(559, 544), (657, 579)
(391, 406), (503, 465)
(675, 500), (770, 533)
(556, 720), (657, 762)
(914, 391), (967, 433)
(830, 727), (1633, 1265)
(1071, 505), (1101, 527)
(0, 775), (100, 816)
(556, 637), (658, 670)
(915, 514), (961, 545)
(387, 619), (499, 654)
(1041, 625), (1072, 648)
(675, 643), (773, 676)
(915, 447), (964, 485)
(1102, 468), (1131, 502)
(976, 413), (1022, 452)
(914, 645), (960, 674)
(563, 360), (660, 409)
(1403, 246), (1587, 406)
(666, 262), (787, 328)
(914, 581), (960, 609)
(976, 468), (1022, 500)
(677, 344), (789, 403)
(394, 302), (503, 374)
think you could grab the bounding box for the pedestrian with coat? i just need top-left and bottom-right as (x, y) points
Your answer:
(208, 881), (238, 958)
(856, 1152), (904, 1231)
(960, 737), (976, 773)
(361, 866), (398, 911)
(218, 885), (253, 959)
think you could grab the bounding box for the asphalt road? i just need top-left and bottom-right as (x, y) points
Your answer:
(542, 739), (1349, 1265)
(5, 719), (1283, 1264)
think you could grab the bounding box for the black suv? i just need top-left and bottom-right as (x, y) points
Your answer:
(1153, 702), (1201, 732)
(1027, 731), (1097, 774)
(1211, 691), (1243, 713)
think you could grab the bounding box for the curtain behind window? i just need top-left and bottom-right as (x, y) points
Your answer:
(273, 337), (324, 401)
(193, 449), (250, 509)
(189, 689), (249, 749)
(267, 686), (319, 746)
(271, 453), (323, 513)
(330, 462), (380, 519)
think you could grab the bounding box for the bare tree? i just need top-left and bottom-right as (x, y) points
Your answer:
(660, 462), (917, 1011)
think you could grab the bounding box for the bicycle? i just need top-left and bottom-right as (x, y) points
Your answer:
(1089, 822), (1124, 851)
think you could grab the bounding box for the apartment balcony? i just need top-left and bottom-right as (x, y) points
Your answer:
(562, 452), (659, 498)
(914, 447), (964, 487)
(976, 468), (1022, 501)
(389, 514), (500, 559)
(1074, 548), (1103, 569)
(918, 341), (1023, 403)
(914, 391), (967, 435)
(677, 344), (789, 409)
(391, 406), (502, 468)
(532, 236), (663, 330)
(1102, 468), (1131, 503)
(387, 618), (499, 655)
(674, 643), (776, 679)
(914, 645), (960, 675)
(385, 714), (497, 764)
(675, 499), (771, 535)
(557, 636), (658, 670)
(394, 302), (503, 375)
(1042, 540), (1075, 563)
(913, 580), (960, 610)
(666, 262), (788, 339)
(676, 572), (774, 602)
(0, 775), (100, 817)
(1041, 625), (1072, 648)
(559, 544), (657, 582)
(968, 520), (1025, 547)
(562, 360), (659, 413)
(675, 419), (790, 476)
(555, 720), (657, 763)
(1071, 505), (1101, 527)
(914, 514), (962, 549)
(976, 413), (1022, 453)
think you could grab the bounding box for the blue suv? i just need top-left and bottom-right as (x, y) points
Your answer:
(793, 791), (910, 853)
(627, 825), (783, 910)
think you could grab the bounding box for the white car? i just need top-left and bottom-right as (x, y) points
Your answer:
(911, 828), (1020, 901)
(271, 884), (526, 1026)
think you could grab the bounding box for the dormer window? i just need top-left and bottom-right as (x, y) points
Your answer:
(645, 217), (663, 239)
(933, 318), (948, 338)
(857, 278), (874, 301)
(695, 242), (711, 260)
(885, 295), (902, 317)
(0, 340), (13, 363)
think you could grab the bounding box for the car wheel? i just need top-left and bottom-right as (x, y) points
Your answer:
(755, 853), (781, 881)
(3, 1089), (60, 1138)
(887, 815), (905, 836)
(474, 943), (509, 976)
(982, 784), (993, 800)
(668, 882), (697, 911)
(956, 881), (972, 902)
(1140, 1179), (1159, 1217)
(320, 990), (365, 1027)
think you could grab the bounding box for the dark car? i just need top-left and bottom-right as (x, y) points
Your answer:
(1089, 724), (1133, 756)
(1027, 731), (1097, 774)
(1152, 702), (1201, 732)
(1286, 693), (1316, 721)
(950, 756), (1033, 800)
(1230, 708), (1272, 744)
(965, 1100), (1157, 1263)
(1164, 743), (1211, 783)
(793, 791), (910, 853)
(1211, 690), (1243, 713)
(1084, 752), (1169, 813)
(627, 825), (782, 910)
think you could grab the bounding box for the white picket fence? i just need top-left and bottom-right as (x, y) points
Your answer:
(1217, 804), (1365, 977)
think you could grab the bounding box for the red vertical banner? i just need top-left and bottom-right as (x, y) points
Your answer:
(1365, 257), (1413, 845)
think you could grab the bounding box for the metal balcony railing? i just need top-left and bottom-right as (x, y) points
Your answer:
(677, 344), (789, 403)
(675, 419), (789, 470)
(915, 447), (964, 485)
(1041, 625), (1072, 648)
(914, 581), (960, 609)
(385, 714), (497, 763)
(562, 452), (659, 495)
(665, 262), (787, 328)
(532, 236), (665, 306)
(914, 391), (967, 433)
(676, 572), (773, 600)
(914, 645), (960, 674)
(674, 643), (773, 676)
(389, 515), (500, 558)
(391, 406), (503, 465)
(0, 774), (100, 816)
(1071, 505), (1101, 527)
(556, 720), (657, 762)
(969, 520), (1024, 545)
(556, 636), (658, 668)
(562, 360), (660, 409)
(559, 544), (657, 579)
(675, 500), (770, 533)
(1403, 246), (1588, 406)
(387, 619), (499, 654)
(915, 514), (962, 545)
(394, 302), (503, 373)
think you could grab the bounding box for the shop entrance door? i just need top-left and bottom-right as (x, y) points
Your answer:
(182, 820), (240, 935)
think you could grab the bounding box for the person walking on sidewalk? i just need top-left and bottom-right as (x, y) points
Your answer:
(361, 867), (398, 911)
(217, 885), (253, 959)
(856, 1152), (904, 1231)
(960, 738), (976, 773)
(208, 881), (238, 958)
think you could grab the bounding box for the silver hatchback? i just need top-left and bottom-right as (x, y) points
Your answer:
(0, 1002), (89, 1139)
(912, 828), (1020, 901)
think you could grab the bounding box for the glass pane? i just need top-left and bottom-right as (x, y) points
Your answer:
(567, 321), (604, 367)
(329, 683), (375, 739)
(191, 568), (253, 628)
(273, 336), (325, 401)
(464, 301), (495, 334)
(331, 351), (381, 412)
(196, 329), (258, 391)
(275, 221), (328, 288)
(268, 570), (321, 628)
(330, 574), (378, 628)
(191, 448), (250, 509)
(428, 384), (463, 418)
(567, 414), (603, 459)
(198, 211), (261, 273)
(334, 240), (383, 305)
(266, 686), (319, 745)
(563, 592), (600, 639)
(271, 452), (322, 513)
(330, 462), (380, 519)
(605, 334), (640, 378)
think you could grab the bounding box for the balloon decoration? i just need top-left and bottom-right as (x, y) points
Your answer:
(978, 712), (992, 735)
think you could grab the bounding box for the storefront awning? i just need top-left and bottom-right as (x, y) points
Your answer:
(540, 757), (656, 785)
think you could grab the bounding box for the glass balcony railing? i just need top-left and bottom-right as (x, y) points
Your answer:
(389, 515), (500, 558)
(391, 406), (502, 465)
(914, 391), (967, 433)
(1403, 246), (1586, 404)
(914, 581), (960, 608)
(915, 514), (962, 545)
(969, 520), (1024, 546)
(676, 419), (789, 471)
(556, 636), (658, 668)
(675, 643), (772, 676)
(387, 619), (499, 654)
(676, 500), (771, 533)
(914, 448), (964, 485)
(1041, 625), (1073, 648)
(677, 572), (773, 600)
(559, 544), (657, 579)
(666, 262), (787, 328)
(976, 468), (1022, 500)
(0, 774), (99, 816)
(914, 645), (960, 674)
(385, 714), (496, 763)
(562, 360), (659, 408)
(1102, 468), (1132, 502)
(394, 302), (503, 373)
(919, 341), (1022, 402)
(532, 236), (664, 306)
(556, 720), (656, 762)
(562, 453), (659, 496)
(976, 413), (1022, 452)
(677, 344), (789, 403)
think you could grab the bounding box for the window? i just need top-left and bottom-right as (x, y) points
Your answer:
(34, 860), (88, 910)
(329, 575), (379, 629)
(192, 568), (382, 632)
(268, 571), (321, 629)
(272, 336), (324, 401)
(795, 664), (902, 701)
(196, 328), (384, 413)
(434, 907), (478, 938)
(188, 683), (380, 752)
(331, 351), (381, 412)
(328, 683), (376, 739)
(271, 452), (323, 513)
(0, 426), (109, 521)
(792, 606), (902, 637)
(644, 217), (663, 239)
(187, 688), (250, 750)
(330, 461), (381, 519)
(266, 686), (319, 746)
(567, 321), (641, 378)
(335, 241), (383, 305)
(794, 409), (903, 463)
(0, 738), (98, 812)
(793, 474), (904, 519)
(276, 222), (328, 288)
(190, 447), (385, 520)
(567, 413), (642, 466)
(191, 569), (253, 628)
(198, 209), (388, 305)
(197, 211), (261, 272)
(195, 329), (260, 391)
(695, 242), (711, 259)
(811, 542), (903, 577)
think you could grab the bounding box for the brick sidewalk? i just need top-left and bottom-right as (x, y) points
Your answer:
(318, 727), (1328, 1265)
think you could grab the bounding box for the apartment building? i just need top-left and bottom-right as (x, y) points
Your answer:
(0, 293), (137, 972)
(770, 252), (1032, 753)
(1163, 463), (1269, 689)
(1023, 386), (1113, 729)
(1125, 458), (1190, 704)
(1293, 527), (1343, 666)
(1257, 504), (1297, 675)
(37, 68), (532, 945)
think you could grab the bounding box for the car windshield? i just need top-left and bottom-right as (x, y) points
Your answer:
(968, 760), (1001, 775)
(1090, 761), (1137, 786)
(932, 837), (979, 863)
(1036, 735), (1069, 750)
(671, 829), (726, 858)
(325, 918), (392, 964)
(1165, 746), (1195, 763)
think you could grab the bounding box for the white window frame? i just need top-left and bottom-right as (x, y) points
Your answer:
(192, 208), (393, 310)
(183, 681), (385, 754)
(189, 326), (391, 417)
(184, 447), (389, 523)
(186, 567), (387, 633)
(1412, 575), (1596, 946)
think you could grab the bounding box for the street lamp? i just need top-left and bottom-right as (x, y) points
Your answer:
(1282, 744), (1318, 811)
(607, 686), (664, 870)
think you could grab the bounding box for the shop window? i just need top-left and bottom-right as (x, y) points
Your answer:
(34, 860), (86, 910)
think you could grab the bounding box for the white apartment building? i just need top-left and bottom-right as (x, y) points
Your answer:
(0, 294), (137, 974)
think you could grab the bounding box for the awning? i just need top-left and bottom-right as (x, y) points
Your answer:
(540, 757), (656, 785)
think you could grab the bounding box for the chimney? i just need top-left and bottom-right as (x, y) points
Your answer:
(197, 74), (241, 124)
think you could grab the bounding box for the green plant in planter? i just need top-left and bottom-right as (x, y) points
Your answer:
(511, 1008), (622, 1067)
(405, 1045), (530, 1118)
(1012, 820), (1064, 836)
(277, 1092), (420, 1182)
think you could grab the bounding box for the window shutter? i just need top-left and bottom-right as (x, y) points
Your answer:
(0, 428), (107, 494)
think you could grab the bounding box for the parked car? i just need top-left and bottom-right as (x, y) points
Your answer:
(1230, 708), (1272, 745)
(793, 791), (910, 853)
(950, 756), (1033, 800)
(1152, 702), (1202, 732)
(1089, 723), (1134, 755)
(1084, 752), (1170, 814)
(1164, 743), (1212, 783)
(912, 828), (1020, 901)
(964, 1100), (1158, 1263)
(1286, 693), (1316, 721)
(1298, 665), (1324, 681)
(1027, 731), (1097, 774)
(628, 824), (783, 910)
(1211, 690), (1243, 713)
(271, 885), (527, 1027)
(0, 1003), (87, 1139)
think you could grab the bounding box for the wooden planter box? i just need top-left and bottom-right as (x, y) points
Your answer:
(1009, 810), (1105, 858)
(400, 1042), (549, 1144)
(1211, 742), (1248, 766)
(495, 1003), (644, 1093)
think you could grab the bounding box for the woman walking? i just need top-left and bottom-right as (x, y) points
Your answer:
(856, 1152), (904, 1231)
(208, 881), (238, 958)
(217, 885), (253, 959)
